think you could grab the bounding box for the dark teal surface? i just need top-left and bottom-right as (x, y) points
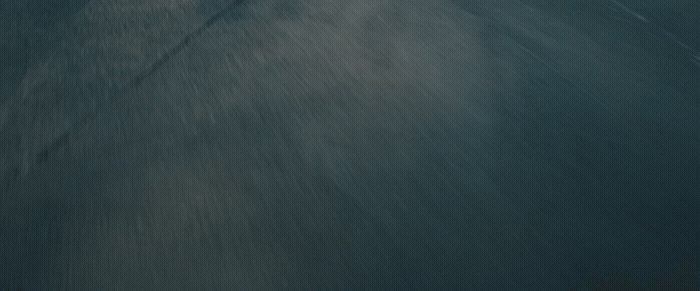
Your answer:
(1, 0), (698, 288)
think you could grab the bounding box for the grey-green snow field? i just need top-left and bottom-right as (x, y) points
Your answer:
(1, 0), (698, 289)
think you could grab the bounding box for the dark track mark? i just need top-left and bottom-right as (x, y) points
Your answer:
(4, 167), (19, 189)
(36, 132), (70, 165)
(32, 0), (247, 167)
(122, 0), (247, 91)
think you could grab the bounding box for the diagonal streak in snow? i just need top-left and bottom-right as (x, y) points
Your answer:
(34, 0), (248, 167)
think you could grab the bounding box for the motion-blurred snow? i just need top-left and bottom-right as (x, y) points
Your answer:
(1, 0), (698, 288)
